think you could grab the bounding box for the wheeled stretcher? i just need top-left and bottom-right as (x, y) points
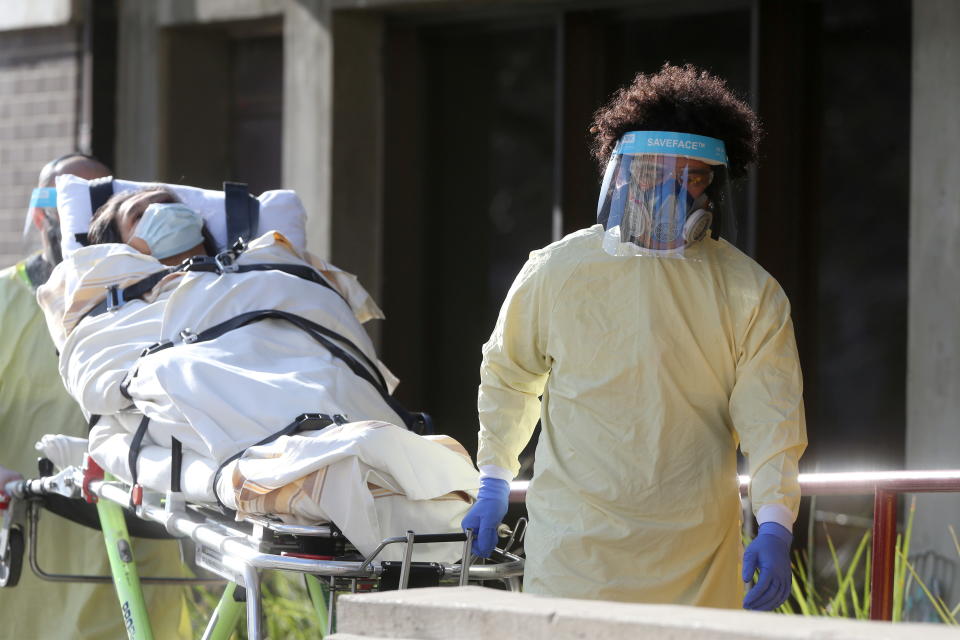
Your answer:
(6, 175), (523, 639)
(1, 462), (524, 639)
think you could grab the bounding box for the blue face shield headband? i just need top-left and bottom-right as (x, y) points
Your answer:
(22, 187), (58, 235)
(596, 131), (734, 259)
(29, 187), (57, 208)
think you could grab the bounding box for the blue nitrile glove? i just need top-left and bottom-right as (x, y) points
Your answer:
(461, 477), (509, 558)
(743, 521), (793, 611)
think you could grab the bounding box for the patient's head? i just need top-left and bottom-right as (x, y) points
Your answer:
(89, 186), (217, 265)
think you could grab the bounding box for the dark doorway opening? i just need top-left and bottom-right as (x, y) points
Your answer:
(162, 21), (282, 194)
(383, 19), (556, 456)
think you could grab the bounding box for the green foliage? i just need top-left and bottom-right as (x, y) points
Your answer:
(769, 497), (958, 623)
(189, 572), (327, 639)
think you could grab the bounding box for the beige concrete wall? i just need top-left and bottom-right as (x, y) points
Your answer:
(0, 26), (81, 267)
(116, 0), (284, 181)
(330, 11), (384, 309)
(114, 0), (337, 261)
(907, 0), (960, 606)
(283, 0), (333, 259)
(114, 1), (161, 181)
(331, 586), (959, 639)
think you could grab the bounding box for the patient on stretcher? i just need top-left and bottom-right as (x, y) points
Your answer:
(35, 187), (478, 561)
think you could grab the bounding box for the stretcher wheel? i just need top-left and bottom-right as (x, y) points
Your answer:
(0, 527), (24, 588)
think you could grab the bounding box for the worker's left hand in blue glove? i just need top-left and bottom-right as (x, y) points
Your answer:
(742, 521), (793, 611)
(461, 477), (509, 558)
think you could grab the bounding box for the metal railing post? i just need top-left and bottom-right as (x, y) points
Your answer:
(869, 488), (897, 621)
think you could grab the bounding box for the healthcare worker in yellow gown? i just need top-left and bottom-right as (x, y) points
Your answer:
(463, 64), (807, 610)
(0, 153), (191, 639)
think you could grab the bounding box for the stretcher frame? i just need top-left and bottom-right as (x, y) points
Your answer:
(1, 463), (524, 639)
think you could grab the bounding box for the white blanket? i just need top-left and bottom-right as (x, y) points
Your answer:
(37, 233), (479, 560)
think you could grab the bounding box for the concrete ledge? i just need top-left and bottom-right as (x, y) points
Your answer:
(336, 586), (957, 640)
(329, 636), (418, 640)
(156, 0), (283, 26)
(0, 0), (72, 32)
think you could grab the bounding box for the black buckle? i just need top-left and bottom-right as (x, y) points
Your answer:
(180, 255), (217, 272)
(293, 413), (348, 432)
(105, 284), (124, 312)
(413, 412), (434, 436)
(214, 250), (238, 273)
(211, 238), (248, 274)
(140, 341), (169, 357)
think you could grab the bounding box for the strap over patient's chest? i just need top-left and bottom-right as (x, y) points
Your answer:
(81, 241), (346, 320)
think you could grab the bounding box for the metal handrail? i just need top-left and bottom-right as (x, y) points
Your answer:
(508, 470), (960, 621)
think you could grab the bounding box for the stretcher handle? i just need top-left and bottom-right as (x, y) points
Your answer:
(407, 532), (468, 544)
(3, 478), (51, 500)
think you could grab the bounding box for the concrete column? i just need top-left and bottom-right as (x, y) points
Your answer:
(114, 1), (161, 180)
(330, 11), (384, 310)
(283, 0), (333, 259)
(907, 0), (960, 605)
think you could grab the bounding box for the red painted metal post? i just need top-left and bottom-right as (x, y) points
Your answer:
(870, 489), (897, 621)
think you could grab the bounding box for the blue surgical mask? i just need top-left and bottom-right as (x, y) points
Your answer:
(133, 203), (204, 259)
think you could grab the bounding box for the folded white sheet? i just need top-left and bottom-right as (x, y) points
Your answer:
(86, 420), (478, 562)
(35, 434), (88, 471)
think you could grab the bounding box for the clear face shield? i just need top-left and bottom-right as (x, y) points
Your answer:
(596, 131), (737, 259)
(23, 187), (63, 265)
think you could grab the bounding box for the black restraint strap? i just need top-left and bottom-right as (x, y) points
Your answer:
(231, 263), (341, 296)
(170, 437), (182, 493)
(181, 257), (344, 303)
(144, 308), (389, 391)
(82, 269), (172, 320)
(224, 182), (259, 246)
(77, 177), (115, 248)
(88, 177), (115, 214)
(140, 308), (431, 433)
(82, 259), (344, 322)
(211, 413), (345, 511)
(87, 413), (101, 433)
(128, 414), (151, 492)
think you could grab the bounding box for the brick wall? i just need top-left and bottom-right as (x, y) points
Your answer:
(0, 25), (80, 268)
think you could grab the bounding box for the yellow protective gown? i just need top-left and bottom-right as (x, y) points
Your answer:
(477, 226), (807, 608)
(0, 257), (191, 640)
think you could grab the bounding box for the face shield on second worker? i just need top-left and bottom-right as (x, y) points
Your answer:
(596, 131), (737, 258)
(22, 187), (63, 265)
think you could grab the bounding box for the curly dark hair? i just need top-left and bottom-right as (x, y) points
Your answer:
(590, 63), (761, 180)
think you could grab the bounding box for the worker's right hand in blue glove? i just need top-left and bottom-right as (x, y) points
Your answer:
(461, 477), (509, 558)
(742, 521), (793, 611)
